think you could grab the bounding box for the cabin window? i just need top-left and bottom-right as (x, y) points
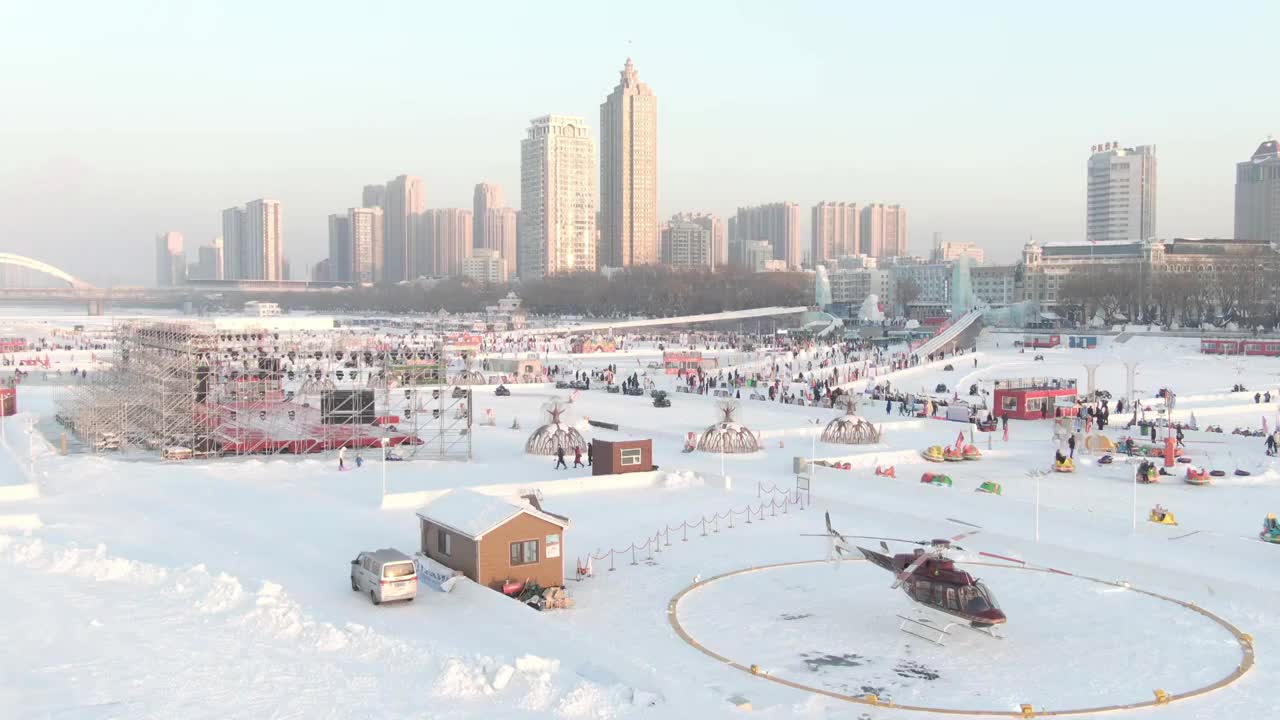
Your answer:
(620, 448), (643, 467)
(510, 539), (539, 566)
(914, 580), (932, 601)
(437, 529), (452, 557)
(1001, 396), (1018, 411)
(946, 588), (960, 611)
(1025, 398), (1042, 412)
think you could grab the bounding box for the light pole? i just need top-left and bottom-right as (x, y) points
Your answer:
(380, 437), (390, 500)
(25, 418), (36, 482)
(1027, 469), (1044, 542)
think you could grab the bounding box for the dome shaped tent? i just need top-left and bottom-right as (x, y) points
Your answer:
(820, 412), (881, 445)
(524, 400), (587, 456)
(697, 400), (760, 454)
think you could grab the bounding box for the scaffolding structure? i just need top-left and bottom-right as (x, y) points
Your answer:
(57, 320), (472, 461)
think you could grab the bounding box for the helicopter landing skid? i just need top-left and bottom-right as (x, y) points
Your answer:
(896, 614), (1003, 645)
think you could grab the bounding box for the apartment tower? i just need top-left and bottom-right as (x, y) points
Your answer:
(599, 58), (658, 269)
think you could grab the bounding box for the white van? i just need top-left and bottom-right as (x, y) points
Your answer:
(350, 548), (417, 605)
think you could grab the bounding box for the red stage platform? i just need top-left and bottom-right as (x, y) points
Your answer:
(195, 402), (421, 455)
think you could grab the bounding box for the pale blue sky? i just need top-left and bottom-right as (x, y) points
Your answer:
(1, 0), (1275, 284)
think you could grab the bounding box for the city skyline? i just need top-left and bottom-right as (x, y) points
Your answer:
(3, 2), (1278, 284)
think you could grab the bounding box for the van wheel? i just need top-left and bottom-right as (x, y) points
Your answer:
(351, 577), (358, 591)
(370, 591), (380, 606)
(406, 597), (414, 602)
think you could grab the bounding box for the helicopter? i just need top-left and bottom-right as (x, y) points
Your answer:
(815, 512), (1007, 632)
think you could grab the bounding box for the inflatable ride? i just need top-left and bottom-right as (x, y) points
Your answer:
(1053, 458), (1075, 473)
(1138, 468), (1159, 484)
(1261, 514), (1280, 544)
(943, 446), (964, 462)
(1210, 469), (1227, 477)
(1185, 467), (1210, 485)
(975, 481), (1002, 495)
(1083, 434), (1117, 453)
(1097, 454), (1114, 465)
(921, 445), (945, 462)
(874, 465), (896, 478)
(962, 444), (982, 461)
(1148, 505), (1178, 526)
(920, 472), (953, 487)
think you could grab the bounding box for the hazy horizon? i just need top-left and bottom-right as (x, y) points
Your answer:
(3, 0), (1277, 285)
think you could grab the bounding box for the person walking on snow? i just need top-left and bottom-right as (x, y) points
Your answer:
(1175, 427), (1185, 448)
(338, 447), (347, 471)
(587, 441), (594, 466)
(355, 452), (364, 468)
(554, 446), (567, 470)
(573, 446), (584, 468)
(1067, 434), (1077, 458)
(1266, 434), (1277, 457)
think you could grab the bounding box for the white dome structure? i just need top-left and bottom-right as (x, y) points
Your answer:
(821, 412), (882, 445)
(525, 400), (587, 455)
(697, 400), (760, 454)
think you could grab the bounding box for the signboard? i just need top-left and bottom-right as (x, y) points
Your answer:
(545, 533), (561, 559)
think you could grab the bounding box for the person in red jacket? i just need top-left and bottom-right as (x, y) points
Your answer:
(573, 446), (584, 468)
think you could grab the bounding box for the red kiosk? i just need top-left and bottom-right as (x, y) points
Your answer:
(992, 377), (1078, 420)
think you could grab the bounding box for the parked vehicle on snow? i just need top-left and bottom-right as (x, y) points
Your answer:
(351, 548), (418, 605)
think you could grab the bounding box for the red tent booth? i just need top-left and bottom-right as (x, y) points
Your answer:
(992, 378), (1078, 420)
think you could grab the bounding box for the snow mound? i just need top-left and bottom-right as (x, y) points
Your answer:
(661, 470), (703, 489)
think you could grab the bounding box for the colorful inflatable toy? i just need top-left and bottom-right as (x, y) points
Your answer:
(962, 445), (982, 461)
(975, 481), (1002, 495)
(874, 465), (896, 478)
(920, 472), (953, 486)
(921, 445), (945, 462)
(1185, 467), (1210, 485)
(943, 446), (963, 462)
(1148, 505), (1178, 525)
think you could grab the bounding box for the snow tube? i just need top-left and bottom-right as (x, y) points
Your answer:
(840, 462), (852, 470)
(874, 465), (896, 478)
(1209, 470), (1227, 477)
(920, 472), (952, 486)
(1260, 531), (1280, 544)
(1053, 459), (1075, 473)
(943, 447), (963, 462)
(975, 481), (1002, 495)
(1176, 456), (1192, 464)
(921, 446), (945, 462)
(962, 445), (982, 460)
(1185, 467), (1209, 483)
(1098, 454), (1114, 465)
(1235, 469), (1252, 476)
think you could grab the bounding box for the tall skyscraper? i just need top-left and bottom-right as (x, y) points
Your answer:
(599, 58), (658, 269)
(193, 237), (223, 281)
(473, 183), (504, 250)
(220, 207), (244, 280)
(422, 209), (473, 277)
(812, 202), (860, 264)
(519, 115), (596, 278)
(350, 207), (384, 284)
(154, 231), (185, 286)
(327, 214), (352, 282)
(384, 175), (425, 281)
(1086, 143), (1157, 241)
(362, 184), (386, 211)
(731, 203), (800, 269)
(485, 207), (518, 278)
(670, 212), (725, 269)
(1235, 138), (1280, 242)
(860, 203), (907, 259)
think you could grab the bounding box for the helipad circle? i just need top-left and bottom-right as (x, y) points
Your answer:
(667, 559), (1253, 716)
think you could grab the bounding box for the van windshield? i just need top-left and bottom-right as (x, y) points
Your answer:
(383, 562), (416, 579)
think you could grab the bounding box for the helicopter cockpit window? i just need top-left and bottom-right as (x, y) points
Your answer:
(972, 581), (1000, 611)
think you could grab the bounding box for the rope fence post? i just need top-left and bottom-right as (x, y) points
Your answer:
(655, 532), (662, 554)
(647, 537), (654, 562)
(631, 545), (638, 566)
(682, 522), (688, 542)
(700, 517), (707, 537)
(609, 549), (615, 572)
(665, 528), (672, 547)
(728, 510), (735, 529)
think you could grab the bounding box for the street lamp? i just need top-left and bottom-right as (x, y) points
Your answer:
(380, 437), (390, 500)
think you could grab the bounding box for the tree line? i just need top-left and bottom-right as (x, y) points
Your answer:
(215, 267), (813, 318)
(1056, 264), (1280, 328)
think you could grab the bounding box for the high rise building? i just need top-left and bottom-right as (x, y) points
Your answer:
(421, 209), (473, 277)
(362, 184), (386, 211)
(1235, 138), (1280, 243)
(1086, 143), (1157, 241)
(670, 212), (725, 269)
(193, 237), (223, 281)
(384, 175), (426, 281)
(473, 183), (504, 250)
(154, 231), (185, 286)
(599, 58), (658, 269)
(860, 203), (907, 259)
(484, 207), (518, 278)
(519, 115), (596, 278)
(221, 199), (283, 280)
(327, 214), (352, 282)
(220, 207), (244, 280)
(811, 202), (860, 264)
(661, 221), (712, 268)
(731, 203), (800, 269)
(350, 207), (384, 285)
(460, 248), (507, 284)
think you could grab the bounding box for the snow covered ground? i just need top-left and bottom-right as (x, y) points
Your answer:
(4, 326), (1280, 718)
